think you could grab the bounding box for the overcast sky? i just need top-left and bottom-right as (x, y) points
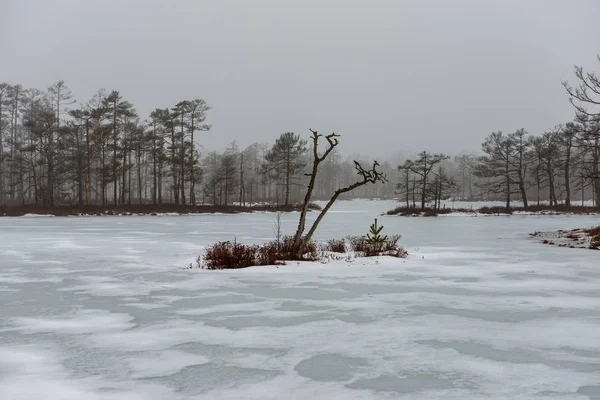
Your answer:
(3, 0), (600, 157)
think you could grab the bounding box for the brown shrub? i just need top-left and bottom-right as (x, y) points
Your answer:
(202, 230), (408, 270)
(273, 236), (319, 261)
(204, 241), (260, 270)
(585, 226), (600, 237)
(347, 235), (367, 252)
(477, 206), (513, 215)
(346, 234), (407, 258)
(256, 242), (282, 265)
(381, 234), (401, 252)
(478, 205), (600, 215)
(202, 236), (319, 270)
(386, 206), (475, 217)
(386, 206), (419, 216)
(323, 239), (346, 253)
(386, 206), (442, 216)
(384, 204), (600, 218)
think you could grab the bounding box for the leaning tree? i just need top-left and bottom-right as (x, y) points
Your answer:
(563, 56), (600, 204)
(292, 129), (386, 257)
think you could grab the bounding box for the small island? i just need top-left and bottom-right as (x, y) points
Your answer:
(386, 204), (600, 217)
(530, 226), (600, 250)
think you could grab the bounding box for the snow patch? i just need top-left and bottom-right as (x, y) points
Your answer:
(11, 309), (135, 334)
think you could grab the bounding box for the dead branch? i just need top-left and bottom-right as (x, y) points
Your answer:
(293, 129), (340, 250)
(301, 161), (387, 246)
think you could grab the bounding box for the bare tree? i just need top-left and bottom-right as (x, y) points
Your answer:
(186, 99), (211, 204)
(563, 56), (600, 119)
(402, 151), (449, 209)
(508, 129), (531, 208)
(454, 153), (476, 200)
(0, 83), (8, 202)
(292, 130), (386, 256)
(560, 122), (579, 206)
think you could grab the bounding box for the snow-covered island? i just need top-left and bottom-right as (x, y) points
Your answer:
(530, 226), (600, 250)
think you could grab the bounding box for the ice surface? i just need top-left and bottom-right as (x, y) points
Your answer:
(10, 309), (135, 334)
(125, 350), (210, 379)
(1, 200), (600, 399)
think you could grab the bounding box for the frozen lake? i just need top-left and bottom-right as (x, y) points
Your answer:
(1, 200), (600, 399)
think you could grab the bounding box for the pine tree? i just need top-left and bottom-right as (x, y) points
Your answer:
(263, 132), (307, 206)
(365, 218), (388, 253)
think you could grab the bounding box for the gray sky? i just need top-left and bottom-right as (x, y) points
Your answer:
(3, 0), (600, 157)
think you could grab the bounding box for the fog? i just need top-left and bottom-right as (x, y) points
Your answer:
(3, 0), (600, 156)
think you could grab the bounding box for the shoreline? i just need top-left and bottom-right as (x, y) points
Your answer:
(0, 203), (321, 217)
(386, 205), (600, 217)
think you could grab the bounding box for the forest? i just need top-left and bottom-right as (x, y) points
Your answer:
(0, 58), (599, 209)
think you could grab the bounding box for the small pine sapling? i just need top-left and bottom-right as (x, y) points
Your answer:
(365, 218), (388, 255)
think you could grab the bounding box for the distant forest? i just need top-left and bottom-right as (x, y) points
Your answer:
(1, 59), (599, 208)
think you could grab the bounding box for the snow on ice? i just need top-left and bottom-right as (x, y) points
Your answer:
(1, 200), (600, 399)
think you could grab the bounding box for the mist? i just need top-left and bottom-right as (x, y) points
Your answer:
(3, 0), (600, 156)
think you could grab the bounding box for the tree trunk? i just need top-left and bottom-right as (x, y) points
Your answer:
(420, 156), (427, 210)
(180, 115), (186, 206)
(128, 148), (132, 205)
(593, 144), (600, 207)
(239, 153), (244, 206)
(171, 126), (179, 205)
(158, 160), (163, 204)
(137, 148), (142, 204)
(31, 159), (39, 204)
(85, 119), (92, 205)
(189, 118), (195, 204)
(152, 123), (158, 205)
(113, 102), (118, 205)
(405, 170), (409, 207)
(122, 133), (127, 205)
(505, 154), (510, 208)
(411, 176), (416, 207)
(47, 157), (54, 207)
(285, 150), (291, 206)
(0, 91), (4, 203)
(547, 160), (557, 206)
(519, 181), (528, 208)
(536, 170), (541, 206)
(77, 129), (84, 206)
(565, 141), (571, 207)
(293, 132), (339, 252)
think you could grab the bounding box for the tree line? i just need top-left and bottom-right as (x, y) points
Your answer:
(397, 121), (599, 209)
(0, 81), (391, 207)
(396, 57), (600, 209)
(1, 57), (599, 208)
(0, 81), (214, 207)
